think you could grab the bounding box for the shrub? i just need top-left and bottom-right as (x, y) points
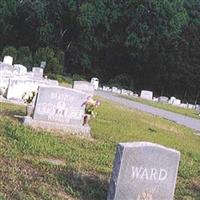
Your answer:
(34, 47), (63, 74)
(1, 46), (17, 62)
(17, 46), (33, 69)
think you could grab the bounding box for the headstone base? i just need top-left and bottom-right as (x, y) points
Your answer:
(23, 117), (91, 137)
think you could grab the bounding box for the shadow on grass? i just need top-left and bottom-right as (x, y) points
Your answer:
(56, 169), (108, 200)
(0, 109), (25, 117)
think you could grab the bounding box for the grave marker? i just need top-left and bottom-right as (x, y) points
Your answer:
(24, 86), (90, 136)
(140, 90), (153, 100)
(73, 81), (94, 95)
(107, 142), (180, 200)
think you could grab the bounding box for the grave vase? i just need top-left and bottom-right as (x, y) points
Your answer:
(26, 104), (33, 117)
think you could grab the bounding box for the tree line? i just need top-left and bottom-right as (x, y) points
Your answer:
(0, 0), (200, 103)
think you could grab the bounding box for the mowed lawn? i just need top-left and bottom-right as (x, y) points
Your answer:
(0, 99), (200, 200)
(120, 95), (200, 119)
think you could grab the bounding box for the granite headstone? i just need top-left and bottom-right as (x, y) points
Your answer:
(23, 86), (90, 136)
(107, 142), (180, 200)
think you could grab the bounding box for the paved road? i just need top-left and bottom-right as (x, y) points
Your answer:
(95, 91), (200, 133)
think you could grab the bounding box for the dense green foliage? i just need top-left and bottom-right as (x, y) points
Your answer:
(0, 0), (200, 101)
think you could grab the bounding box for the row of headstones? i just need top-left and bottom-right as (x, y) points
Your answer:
(0, 56), (59, 101)
(1, 55), (44, 78)
(140, 90), (196, 109)
(99, 86), (139, 97)
(98, 86), (196, 109)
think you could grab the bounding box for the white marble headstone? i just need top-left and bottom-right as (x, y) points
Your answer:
(3, 56), (13, 65)
(140, 90), (153, 100)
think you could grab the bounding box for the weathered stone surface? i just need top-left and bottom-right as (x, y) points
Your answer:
(13, 64), (27, 75)
(23, 116), (90, 136)
(23, 86), (91, 136)
(73, 81), (94, 95)
(140, 90), (153, 100)
(0, 63), (13, 77)
(158, 96), (169, 103)
(90, 77), (99, 90)
(33, 86), (88, 126)
(107, 142), (180, 200)
(32, 67), (44, 79)
(6, 78), (59, 100)
(3, 56), (13, 65)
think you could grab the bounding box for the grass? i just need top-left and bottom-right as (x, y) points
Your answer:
(0, 99), (200, 199)
(120, 95), (200, 119)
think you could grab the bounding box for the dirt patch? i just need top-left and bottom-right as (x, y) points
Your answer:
(40, 158), (66, 166)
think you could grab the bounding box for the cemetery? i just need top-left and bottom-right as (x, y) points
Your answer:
(1, 63), (200, 199)
(1, 0), (200, 198)
(0, 55), (200, 199)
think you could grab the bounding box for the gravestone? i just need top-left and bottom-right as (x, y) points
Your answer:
(112, 87), (118, 93)
(40, 61), (46, 69)
(173, 99), (181, 106)
(158, 96), (169, 103)
(13, 64), (27, 75)
(6, 78), (58, 101)
(6, 78), (38, 100)
(90, 77), (99, 90)
(128, 91), (134, 96)
(140, 90), (153, 100)
(180, 103), (187, 108)
(107, 142), (180, 200)
(0, 63), (13, 76)
(73, 81), (94, 95)
(112, 87), (121, 94)
(3, 56), (13, 65)
(169, 97), (176, 104)
(121, 89), (129, 96)
(23, 86), (90, 136)
(32, 67), (44, 79)
(153, 97), (159, 102)
(103, 86), (110, 92)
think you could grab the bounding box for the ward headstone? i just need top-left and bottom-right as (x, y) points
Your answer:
(107, 142), (180, 200)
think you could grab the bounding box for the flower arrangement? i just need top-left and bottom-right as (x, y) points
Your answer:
(82, 96), (101, 126)
(22, 91), (36, 104)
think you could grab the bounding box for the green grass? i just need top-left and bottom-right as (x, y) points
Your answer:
(120, 95), (200, 119)
(0, 99), (200, 199)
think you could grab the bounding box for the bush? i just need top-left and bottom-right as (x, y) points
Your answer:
(34, 47), (63, 74)
(72, 74), (86, 81)
(47, 73), (73, 84)
(17, 47), (33, 69)
(1, 46), (17, 62)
